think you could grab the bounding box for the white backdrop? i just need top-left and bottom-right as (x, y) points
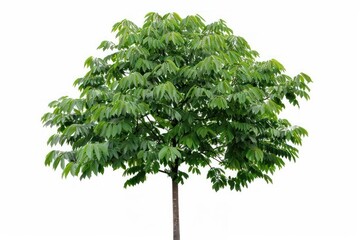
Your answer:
(0, 0), (358, 239)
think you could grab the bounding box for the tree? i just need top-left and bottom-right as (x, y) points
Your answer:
(42, 12), (311, 240)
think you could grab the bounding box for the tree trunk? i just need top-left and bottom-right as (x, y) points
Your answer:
(172, 178), (180, 240)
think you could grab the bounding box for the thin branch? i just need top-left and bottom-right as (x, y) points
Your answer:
(139, 117), (164, 143)
(145, 115), (165, 141)
(159, 169), (169, 175)
(211, 156), (222, 163)
(145, 115), (155, 126)
(212, 145), (226, 151)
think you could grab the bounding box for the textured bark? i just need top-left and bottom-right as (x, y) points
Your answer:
(172, 178), (180, 240)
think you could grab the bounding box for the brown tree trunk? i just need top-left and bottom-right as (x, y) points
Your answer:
(172, 178), (180, 240)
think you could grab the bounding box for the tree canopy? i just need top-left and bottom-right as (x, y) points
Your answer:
(42, 12), (311, 191)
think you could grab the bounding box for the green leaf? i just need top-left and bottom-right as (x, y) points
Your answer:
(99, 142), (109, 157)
(94, 145), (101, 161)
(152, 161), (160, 173)
(45, 150), (56, 166)
(158, 146), (169, 160)
(84, 56), (93, 68)
(119, 72), (146, 90)
(86, 144), (93, 159)
(185, 137), (193, 148)
(124, 171), (146, 188)
(209, 96), (228, 109)
(158, 146), (181, 163)
(62, 162), (73, 178)
(246, 147), (264, 162)
(170, 147), (182, 159)
(300, 72), (312, 83)
(52, 153), (63, 170)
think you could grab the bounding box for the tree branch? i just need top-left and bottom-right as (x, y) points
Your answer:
(159, 169), (170, 175)
(211, 156), (222, 163)
(139, 116), (164, 143)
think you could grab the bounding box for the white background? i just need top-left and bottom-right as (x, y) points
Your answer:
(0, 0), (358, 239)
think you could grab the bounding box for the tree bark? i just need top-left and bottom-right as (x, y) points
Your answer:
(172, 178), (180, 240)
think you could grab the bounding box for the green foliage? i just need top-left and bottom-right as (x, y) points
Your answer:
(42, 12), (311, 191)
